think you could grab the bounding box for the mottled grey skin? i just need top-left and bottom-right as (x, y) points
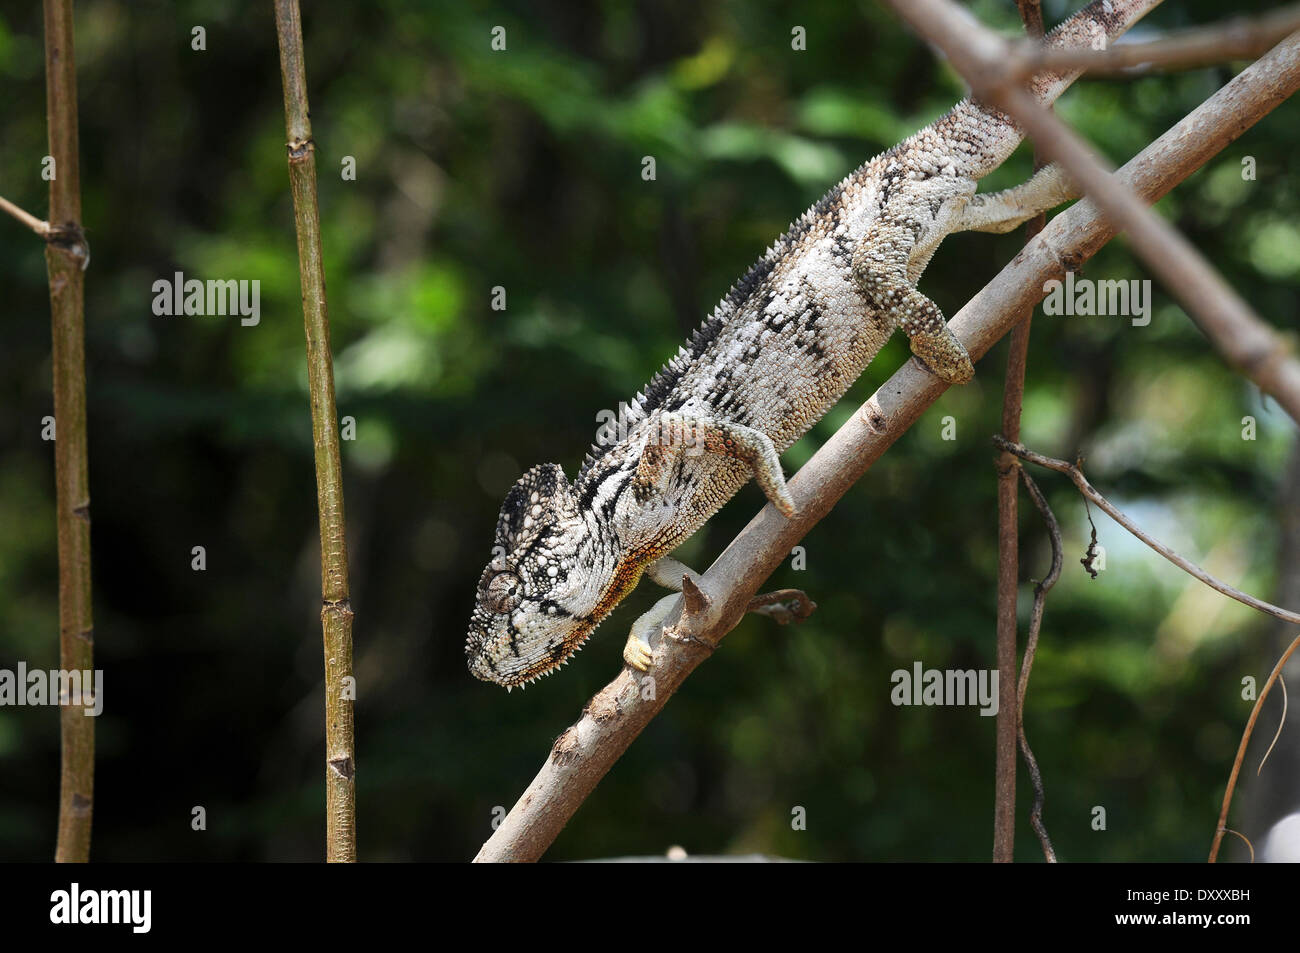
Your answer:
(467, 0), (1162, 688)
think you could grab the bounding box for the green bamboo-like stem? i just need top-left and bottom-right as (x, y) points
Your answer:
(274, 0), (357, 862)
(44, 0), (94, 865)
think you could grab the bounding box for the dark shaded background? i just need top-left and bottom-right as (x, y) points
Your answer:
(1, 0), (1297, 861)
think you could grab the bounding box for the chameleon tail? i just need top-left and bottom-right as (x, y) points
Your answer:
(940, 0), (1166, 178)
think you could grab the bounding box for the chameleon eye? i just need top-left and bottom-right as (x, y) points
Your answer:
(485, 571), (524, 614)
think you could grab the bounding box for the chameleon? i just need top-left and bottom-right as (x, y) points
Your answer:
(467, 0), (1162, 689)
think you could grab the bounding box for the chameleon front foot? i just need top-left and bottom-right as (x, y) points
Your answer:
(622, 593), (680, 673)
(622, 634), (655, 672)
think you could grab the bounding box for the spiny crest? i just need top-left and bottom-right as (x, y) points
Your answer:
(494, 462), (576, 550)
(576, 296), (735, 481)
(575, 160), (853, 484)
(499, 625), (603, 692)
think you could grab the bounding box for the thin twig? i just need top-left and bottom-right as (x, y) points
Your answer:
(473, 42), (1300, 861)
(43, 0), (94, 865)
(1016, 468), (1061, 862)
(993, 438), (1300, 863)
(1257, 674), (1287, 776)
(0, 194), (52, 238)
(1218, 827), (1255, 863)
(994, 438), (1300, 625)
(1011, 6), (1300, 78)
(1210, 635), (1300, 862)
(745, 588), (817, 623)
(274, 0), (357, 863)
(888, 0), (1300, 427)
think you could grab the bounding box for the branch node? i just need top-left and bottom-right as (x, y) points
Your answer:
(321, 597), (354, 620)
(583, 691), (621, 725)
(550, 728), (582, 767)
(663, 627), (717, 657)
(45, 221), (91, 271)
(681, 574), (712, 620)
(860, 398), (889, 433)
(287, 136), (315, 162)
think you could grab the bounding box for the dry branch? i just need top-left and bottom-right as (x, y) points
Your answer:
(274, 0), (357, 863)
(888, 0), (1300, 426)
(993, 0), (1046, 866)
(994, 438), (1300, 626)
(0, 194), (53, 239)
(1013, 6), (1300, 77)
(474, 35), (1300, 862)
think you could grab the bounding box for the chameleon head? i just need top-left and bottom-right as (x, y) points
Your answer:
(466, 462), (608, 689)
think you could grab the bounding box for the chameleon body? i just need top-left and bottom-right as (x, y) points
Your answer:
(467, 0), (1161, 689)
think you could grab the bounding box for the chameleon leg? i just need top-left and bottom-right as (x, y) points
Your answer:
(852, 222), (974, 385)
(623, 556), (818, 672)
(954, 163), (1079, 234)
(635, 412), (796, 517)
(623, 593), (679, 672)
(644, 555), (699, 590)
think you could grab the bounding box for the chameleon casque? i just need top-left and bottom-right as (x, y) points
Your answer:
(468, 0), (1161, 689)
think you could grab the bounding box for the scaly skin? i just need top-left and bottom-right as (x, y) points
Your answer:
(467, 0), (1163, 689)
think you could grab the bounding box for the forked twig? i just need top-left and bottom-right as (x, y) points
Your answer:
(994, 438), (1300, 625)
(993, 437), (1300, 863)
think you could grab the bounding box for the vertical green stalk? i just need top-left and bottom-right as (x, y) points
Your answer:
(274, 0), (356, 862)
(44, 0), (94, 864)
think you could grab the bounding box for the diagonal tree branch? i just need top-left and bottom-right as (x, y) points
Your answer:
(1012, 5), (1300, 78)
(887, 0), (1300, 426)
(473, 35), (1300, 862)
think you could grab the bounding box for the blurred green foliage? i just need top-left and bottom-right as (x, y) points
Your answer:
(0, 0), (1297, 861)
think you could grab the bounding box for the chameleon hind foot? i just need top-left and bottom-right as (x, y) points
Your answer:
(907, 328), (974, 385)
(853, 223), (974, 386)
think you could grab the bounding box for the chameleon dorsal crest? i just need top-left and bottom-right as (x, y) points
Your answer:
(466, 0), (1164, 689)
